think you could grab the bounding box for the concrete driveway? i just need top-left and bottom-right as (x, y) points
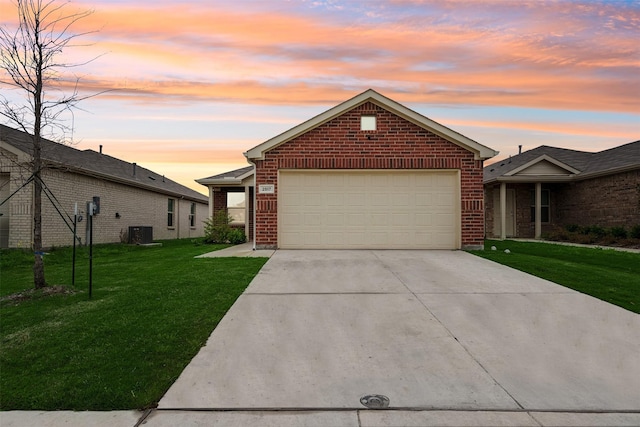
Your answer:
(154, 249), (640, 425)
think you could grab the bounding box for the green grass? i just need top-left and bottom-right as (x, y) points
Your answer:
(0, 239), (268, 410)
(469, 240), (640, 314)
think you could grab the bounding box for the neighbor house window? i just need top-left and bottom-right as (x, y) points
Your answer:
(189, 202), (196, 228)
(168, 198), (175, 227)
(530, 189), (550, 222)
(361, 115), (376, 131)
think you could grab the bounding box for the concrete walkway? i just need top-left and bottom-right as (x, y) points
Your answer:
(4, 249), (639, 426)
(195, 241), (276, 258)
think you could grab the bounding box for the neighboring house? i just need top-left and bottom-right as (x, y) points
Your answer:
(0, 124), (208, 249)
(484, 141), (640, 240)
(197, 89), (497, 250)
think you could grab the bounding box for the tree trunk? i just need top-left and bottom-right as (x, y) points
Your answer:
(32, 9), (46, 290)
(32, 139), (45, 289)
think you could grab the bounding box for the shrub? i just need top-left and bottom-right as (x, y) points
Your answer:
(585, 225), (607, 238)
(610, 226), (627, 239)
(204, 211), (247, 244)
(204, 210), (234, 244)
(228, 228), (247, 245)
(565, 224), (581, 233)
(630, 225), (640, 239)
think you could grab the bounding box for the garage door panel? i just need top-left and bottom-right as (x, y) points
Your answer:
(326, 213), (345, 226)
(434, 213), (455, 226)
(347, 213), (365, 225)
(391, 193), (410, 207)
(304, 193), (323, 206)
(303, 213), (322, 226)
(281, 213), (302, 226)
(415, 193), (433, 206)
(346, 193), (366, 207)
(279, 170), (459, 249)
(392, 213), (410, 226)
(347, 232), (367, 246)
(371, 213), (389, 226)
(415, 213), (433, 226)
(326, 193), (344, 206)
(326, 232), (345, 245)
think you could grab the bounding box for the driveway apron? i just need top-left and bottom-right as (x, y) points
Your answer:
(158, 250), (640, 412)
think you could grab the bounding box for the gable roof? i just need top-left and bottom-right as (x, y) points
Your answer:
(244, 89), (498, 161)
(0, 124), (208, 203)
(196, 166), (254, 186)
(484, 141), (640, 184)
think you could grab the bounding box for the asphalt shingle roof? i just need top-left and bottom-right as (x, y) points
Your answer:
(484, 141), (640, 183)
(199, 166), (254, 181)
(0, 124), (208, 203)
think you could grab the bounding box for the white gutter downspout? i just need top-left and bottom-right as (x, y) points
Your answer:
(246, 158), (257, 251)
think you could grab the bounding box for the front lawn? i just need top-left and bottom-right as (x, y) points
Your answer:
(469, 240), (640, 314)
(0, 239), (268, 410)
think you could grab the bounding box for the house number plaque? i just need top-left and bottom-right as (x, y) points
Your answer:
(258, 184), (275, 194)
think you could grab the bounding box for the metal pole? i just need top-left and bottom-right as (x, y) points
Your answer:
(72, 203), (77, 288)
(89, 203), (93, 299)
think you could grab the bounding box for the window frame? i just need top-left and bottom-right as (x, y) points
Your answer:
(189, 202), (196, 228)
(167, 198), (175, 228)
(530, 189), (550, 223)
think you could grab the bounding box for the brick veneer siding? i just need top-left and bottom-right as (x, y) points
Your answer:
(253, 102), (485, 249)
(556, 170), (640, 227)
(1, 149), (208, 248)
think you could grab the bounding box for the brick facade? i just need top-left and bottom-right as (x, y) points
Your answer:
(254, 102), (485, 249)
(556, 170), (639, 227)
(1, 147), (208, 248)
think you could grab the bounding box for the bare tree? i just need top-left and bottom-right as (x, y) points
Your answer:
(1, 0), (95, 289)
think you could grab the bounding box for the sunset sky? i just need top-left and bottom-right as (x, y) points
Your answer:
(1, 0), (638, 195)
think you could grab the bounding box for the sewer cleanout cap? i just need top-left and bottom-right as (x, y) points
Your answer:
(360, 394), (390, 409)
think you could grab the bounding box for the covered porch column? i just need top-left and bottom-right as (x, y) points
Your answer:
(535, 182), (542, 239)
(208, 186), (214, 219)
(499, 182), (507, 240)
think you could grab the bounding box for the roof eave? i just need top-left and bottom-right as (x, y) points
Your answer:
(575, 164), (640, 181)
(484, 175), (576, 185)
(196, 169), (255, 187)
(47, 162), (208, 203)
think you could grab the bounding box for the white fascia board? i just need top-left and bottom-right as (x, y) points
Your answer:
(244, 89), (499, 161)
(505, 154), (581, 176)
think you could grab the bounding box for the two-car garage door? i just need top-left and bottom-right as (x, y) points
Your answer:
(278, 170), (460, 249)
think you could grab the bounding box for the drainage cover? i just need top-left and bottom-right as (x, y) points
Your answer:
(360, 394), (390, 409)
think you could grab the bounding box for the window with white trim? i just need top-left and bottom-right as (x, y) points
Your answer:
(189, 202), (196, 228)
(530, 189), (550, 223)
(167, 198), (175, 227)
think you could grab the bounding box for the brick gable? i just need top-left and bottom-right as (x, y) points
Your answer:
(254, 102), (485, 248)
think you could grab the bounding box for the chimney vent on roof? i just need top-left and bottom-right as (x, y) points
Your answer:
(133, 162), (137, 176)
(518, 145), (522, 154)
(99, 145), (103, 154)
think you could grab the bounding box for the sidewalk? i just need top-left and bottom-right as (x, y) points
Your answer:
(3, 408), (640, 426)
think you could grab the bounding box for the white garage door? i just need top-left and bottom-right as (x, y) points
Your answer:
(278, 170), (459, 249)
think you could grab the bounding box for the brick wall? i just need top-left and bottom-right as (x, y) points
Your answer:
(254, 101), (485, 249)
(1, 148), (208, 248)
(556, 170), (640, 227)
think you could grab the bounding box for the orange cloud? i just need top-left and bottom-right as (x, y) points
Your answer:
(3, 1), (639, 114)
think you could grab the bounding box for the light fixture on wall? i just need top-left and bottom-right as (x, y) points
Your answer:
(115, 212), (121, 219)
